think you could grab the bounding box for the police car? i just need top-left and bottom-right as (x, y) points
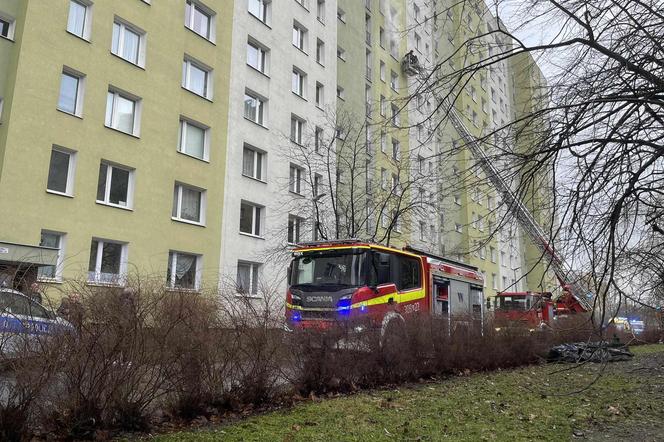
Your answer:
(0, 288), (73, 357)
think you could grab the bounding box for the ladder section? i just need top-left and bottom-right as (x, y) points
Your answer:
(447, 107), (593, 311)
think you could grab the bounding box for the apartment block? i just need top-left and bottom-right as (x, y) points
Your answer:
(0, 0), (555, 305)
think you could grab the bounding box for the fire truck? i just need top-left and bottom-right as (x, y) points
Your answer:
(285, 241), (484, 335)
(493, 287), (590, 327)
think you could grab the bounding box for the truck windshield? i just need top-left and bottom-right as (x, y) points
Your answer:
(496, 296), (528, 310)
(291, 249), (367, 287)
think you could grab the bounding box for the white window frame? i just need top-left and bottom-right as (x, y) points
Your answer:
(337, 46), (346, 61)
(236, 261), (261, 296)
(182, 56), (213, 100)
(244, 91), (266, 125)
(289, 164), (303, 194)
(0, 15), (14, 41)
(66, 0), (92, 41)
(240, 201), (263, 237)
(46, 146), (77, 197)
(105, 87), (141, 136)
(96, 161), (135, 209)
(287, 214), (304, 244)
(315, 82), (324, 107)
(292, 22), (307, 52)
(455, 223), (462, 233)
(167, 250), (202, 290)
(247, 38), (268, 74)
(292, 67), (306, 97)
(317, 0), (325, 23)
(38, 230), (66, 282)
(111, 17), (146, 67)
(242, 144), (266, 182)
(178, 117), (210, 161)
(185, 0), (216, 42)
(290, 115), (305, 145)
(248, 0), (270, 24)
(88, 238), (128, 285)
(316, 39), (325, 65)
(57, 67), (85, 117)
(172, 182), (206, 225)
(390, 71), (398, 91)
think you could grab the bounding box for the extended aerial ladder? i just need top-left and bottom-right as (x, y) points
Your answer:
(446, 106), (593, 313)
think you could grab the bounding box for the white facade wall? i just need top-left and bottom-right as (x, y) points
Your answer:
(220, 0), (338, 296)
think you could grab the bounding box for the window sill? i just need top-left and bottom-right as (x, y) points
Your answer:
(248, 13), (271, 29)
(244, 118), (268, 130)
(177, 150), (210, 163)
(37, 277), (63, 284)
(235, 293), (263, 300)
(247, 64), (270, 78)
(181, 86), (213, 102)
(292, 92), (307, 102)
(56, 108), (83, 119)
(316, 60), (325, 68)
(46, 189), (74, 198)
(96, 201), (133, 211)
(289, 191), (305, 197)
(104, 124), (140, 139)
(172, 217), (206, 227)
(86, 281), (124, 288)
(242, 174), (267, 184)
(110, 52), (146, 70)
(184, 25), (216, 45)
(166, 286), (201, 294)
(239, 232), (265, 240)
(0, 35), (15, 43)
(293, 45), (308, 56)
(317, 18), (325, 26)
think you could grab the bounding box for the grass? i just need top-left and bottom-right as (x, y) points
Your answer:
(151, 344), (664, 442)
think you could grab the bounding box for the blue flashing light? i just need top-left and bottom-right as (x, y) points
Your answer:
(337, 298), (352, 315)
(292, 311), (301, 322)
(359, 304), (368, 313)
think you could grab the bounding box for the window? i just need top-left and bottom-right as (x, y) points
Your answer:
(315, 82), (324, 107)
(57, 69), (85, 116)
(292, 68), (306, 97)
(240, 201), (262, 236)
(391, 103), (400, 125)
(455, 223), (462, 233)
(289, 164), (303, 194)
(88, 239), (126, 284)
(336, 86), (345, 100)
(178, 117), (209, 160)
(105, 89), (140, 136)
(453, 194), (461, 205)
(379, 27), (385, 48)
(480, 246), (486, 260)
(470, 85), (477, 102)
(380, 61), (386, 81)
(317, 0), (325, 22)
(316, 39), (325, 65)
(242, 145), (265, 181)
(47, 147), (76, 196)
(492, 273), (498, 290)
(390, 71), (398, 91)
(167, 251), (200, 290)
(182, 57), (212, 99)
(502, 276), (508, 290)
(290, 115), (304, 145)
(314, 126), (323, 152)
(172, 183), (205, 224)
(288, 215), (304, 243)
(292, 22), (306, 51)
(490, 246), (496, 262)
(380, 131), (386, 152)
(313, 173), (322, 196)
(244, 92), (265, 125)
(501, 251), (506, 266)
(185, 0), (215, 41)
(397, 256), (421, 290)
(38, 231), (64, 281)
(96, 162), (133, 208)
(67, 0), (91, 40)
(237, 261), (260, 295)
(430, 225), (436, 243)
(414, 32), (421, 51)
(380, 95), (386, 116)
(419, 221), (425, 241)
(391, 139), (400, 160)
(111, 19), (145, 66)
(337, 7), (345, 22)
(248, 0), (269, 24)
(247, 40), (268, 73)
(380, 168), (387, 189)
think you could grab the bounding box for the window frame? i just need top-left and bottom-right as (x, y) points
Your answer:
(172, 182), (206, 225)
(111, 17), (146, 67)
(247, 38), (269, 74)
(236, 261), (261, 296)
(248, 0), (270, 25)
(178, 116), (210, 161)
(242, 144), (266, 182)
(243, 90), (266, 126)
(57, 67), (86, 117)
(66, 0), (92, 41)
(239, 201), (263, 237)
(290, 115), (305, 145)
(185, 0), (216, 42)
(87, 238), (127, 285)
(167, 250), (202, 290)
(105, 87), (141, 136)
(96, 161), (135, 209)
(289, 163), (304, 195)
(182, 56), (213, 100)
(46, 146), (77, 197)
(291, 67), (306, 98)
(292, 21), (307, 52)
(315, 38), (325, 65)
(37, 230), (66, 282)
(287, 214), (304, 244)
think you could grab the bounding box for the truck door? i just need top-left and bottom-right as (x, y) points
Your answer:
(449, 279), (470, 317)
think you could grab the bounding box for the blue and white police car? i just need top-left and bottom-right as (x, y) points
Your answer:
(0, 288), (73, 357)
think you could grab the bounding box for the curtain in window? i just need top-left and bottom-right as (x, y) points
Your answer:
(244, 96), (256, 120)
(189, 64), (207, 95)
(122, 28), (140, 64)
(243, 148), (254, 176)
(67, 1), (86, 36)
(180, 187), (201, 221)
(185, 123), (205, 158)
(175, 253), (195, 288)
(115, 95), (135, 133)
(237, 264), (249, 293)
(58, 74), (78, 114)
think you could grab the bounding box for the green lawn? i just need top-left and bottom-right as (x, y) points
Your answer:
(151, 344), (664, 441)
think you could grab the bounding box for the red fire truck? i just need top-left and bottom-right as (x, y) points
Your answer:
(285, 240), (485, 335)
(494, 287), (589, 328)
